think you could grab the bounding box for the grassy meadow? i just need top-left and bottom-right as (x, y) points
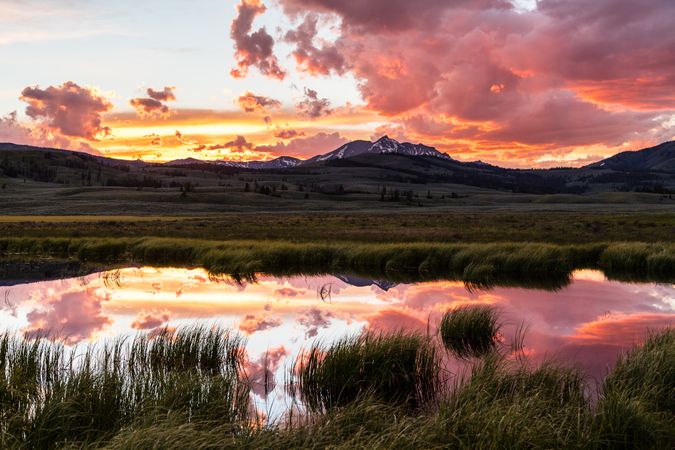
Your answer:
(0, 211), (673, 243)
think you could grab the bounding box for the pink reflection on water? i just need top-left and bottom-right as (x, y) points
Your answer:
(23, 288), (112, 345)
(0, 268), (672, 384)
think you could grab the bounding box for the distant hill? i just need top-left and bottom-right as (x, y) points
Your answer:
(1, 139), (675, 209)
(166, 155), (302, 169)
(586, 141), (675, 172)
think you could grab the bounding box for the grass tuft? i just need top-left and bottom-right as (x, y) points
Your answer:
(295, 331), (440, 412)
(439, 305), (500, 358)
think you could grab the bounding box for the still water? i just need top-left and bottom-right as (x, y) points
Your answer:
(1, 267), (673, 414)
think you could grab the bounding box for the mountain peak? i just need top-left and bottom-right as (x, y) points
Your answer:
(307, 136), (454, 163)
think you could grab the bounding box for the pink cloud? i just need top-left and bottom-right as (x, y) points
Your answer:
(274, 287), (306, 297)
(230, 0), (285, 80)
(255, 131), (347, 158)
(20, 81), (112, 141)
(190, 135), (256, 154)
(296, 88), (332, 119)
(296, 307), (333, 337)
(130, 86), (176, 117)
(23, 290), (112, 344)
(130, 98), (169, 117)
(280, 0), (511, 32)
(273, 128), (305, 140)
(276, 0), (675, 164)
(541, 313), (674, 379)
(245, 346), (288, 397)
(365, 308), (427, 333)
(285, 13), (346, 75)
(147, 86), (176, 102)
(0, 111), (102, 154)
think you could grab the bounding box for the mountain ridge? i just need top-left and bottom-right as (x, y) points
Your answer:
(585, 141), (675, 172)
(2, 138), (675, 174)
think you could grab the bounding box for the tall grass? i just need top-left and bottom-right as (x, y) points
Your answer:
(439, 356), (593, 448)
(106, 333), (675, 449)
(594, 329), (674, 449)
(1, 237), (673, 286)
(0, 328), (672, 448)
(439, 305), (500, 358)
(295, 332), (440, 412)
(0, 327), (249, 449)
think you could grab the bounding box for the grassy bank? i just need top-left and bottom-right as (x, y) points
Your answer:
(0, 327), (671, 449)
(0, 236), (673, 286)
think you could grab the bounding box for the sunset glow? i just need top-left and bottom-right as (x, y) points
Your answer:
(2, 0), (674, 167)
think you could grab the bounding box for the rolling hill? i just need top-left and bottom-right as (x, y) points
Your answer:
(1, 139), (674, 214)
(586, 141), (675, 172)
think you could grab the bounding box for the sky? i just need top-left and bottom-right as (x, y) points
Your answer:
(1, 0), (674, 167)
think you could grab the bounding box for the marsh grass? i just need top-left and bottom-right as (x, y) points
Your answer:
(295, 332), (440, 412)
(104, 334), (675, 449)
(0, 327), (249, 449)
(1, 237), (673, 286)
(594, 329), (675, 449)
(0, 327), (672, 448)
(439, 355), (593, 448)
(439, 305), (500, 358)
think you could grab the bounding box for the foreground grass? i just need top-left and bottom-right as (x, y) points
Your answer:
(0, 327), (672, 449)
(595, 330), (675, 448)
(0, 236), (673, 286)
(0, 327), (249, 449)
(114, 330), (674, 450)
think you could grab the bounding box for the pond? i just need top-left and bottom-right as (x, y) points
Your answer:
(1, 267), (673, 418)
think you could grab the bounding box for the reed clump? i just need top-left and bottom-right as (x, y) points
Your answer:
(296, 332), (440, 412)
(439, 305), (501, 358)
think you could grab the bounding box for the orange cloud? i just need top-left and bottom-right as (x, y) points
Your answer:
(571, 313), (673, 347)
(131, 311), (171, 330)
(237, 91), (281, 113)
(130, 86), (176, 117)
(239, 313), (283, 335)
